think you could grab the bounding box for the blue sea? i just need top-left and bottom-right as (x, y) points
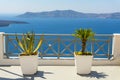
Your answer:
(0, 15), (120, 59)
(0, 15), (120, 34)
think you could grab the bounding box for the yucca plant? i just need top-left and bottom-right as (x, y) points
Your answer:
(73, 28), (94, 55)
(16, 32), (43, 56)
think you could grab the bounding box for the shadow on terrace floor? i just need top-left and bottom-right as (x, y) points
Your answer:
(0, 68), (53, 80)
(77, 71), (108, 79)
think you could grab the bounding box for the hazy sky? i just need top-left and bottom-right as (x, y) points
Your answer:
(0, 0), (120, 14)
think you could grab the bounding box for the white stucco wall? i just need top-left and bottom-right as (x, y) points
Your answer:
(112, 34), (120, 60)
(0, 32), (4, 60)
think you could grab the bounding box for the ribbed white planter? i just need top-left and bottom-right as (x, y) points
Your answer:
(74, 54), (93, 74)
(19, 55), (38, 75)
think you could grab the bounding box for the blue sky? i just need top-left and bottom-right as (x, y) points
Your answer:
(0, 0), (120, 14)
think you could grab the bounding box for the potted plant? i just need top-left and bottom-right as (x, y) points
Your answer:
(16, 32), (43, 75)
(73, 28), (94, 74)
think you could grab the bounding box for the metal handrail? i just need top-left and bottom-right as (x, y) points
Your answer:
(3, 33), (113, 59)
(3, 33), (113, 36)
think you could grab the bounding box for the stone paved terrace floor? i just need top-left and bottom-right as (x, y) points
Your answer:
(0, 66), (120, 80)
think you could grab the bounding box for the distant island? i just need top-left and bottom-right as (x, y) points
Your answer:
(0, 20), (28, 27)
(17, 10), (120, 19)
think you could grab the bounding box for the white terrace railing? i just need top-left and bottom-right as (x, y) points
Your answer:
(3, 33), (113, 59)
(1, 32), (120, 66)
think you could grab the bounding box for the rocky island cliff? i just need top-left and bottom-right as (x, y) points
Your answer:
(0, 20), (28, 27)
(17, 10), (120, 19)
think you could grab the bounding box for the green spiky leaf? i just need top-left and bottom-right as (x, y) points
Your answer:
(73, 28), (95, 55)
(15, 32), (43, 56)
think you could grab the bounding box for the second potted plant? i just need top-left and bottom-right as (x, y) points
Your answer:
(16, 32), (43, 75)
(73, 28), (95, 74)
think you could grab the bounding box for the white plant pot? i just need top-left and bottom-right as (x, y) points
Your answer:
(19, 55), (38, 75)
(74, 54), (93, 74)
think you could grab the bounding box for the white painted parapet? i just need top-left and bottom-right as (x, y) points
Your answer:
(112, 34), (120, 60)
(0, 32), (5, 60)
(1, 33), (120, 66)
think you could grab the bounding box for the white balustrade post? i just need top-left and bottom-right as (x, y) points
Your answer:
(112, 34), (120, 59)
(0, 32), (5, 60)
